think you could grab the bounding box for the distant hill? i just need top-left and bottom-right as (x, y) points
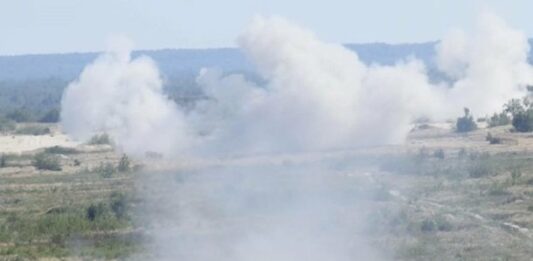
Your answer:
(0, 42), (442, 82)
(0, 41), (531, 116)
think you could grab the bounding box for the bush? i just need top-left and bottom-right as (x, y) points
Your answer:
(456, 108), (477, 133)
(44, 146), (78, 155)
(110, 192), (128, 219)
(88, 133), (112, 145)
(33, 153), (62, 171)
(86, 203), (106, 221)
(15, 125), (51, 135)
(118, 154), (130, 172)
(512, 109), (533, 132)
(488, 112), (511, 127)
(486, 132), (502, 144)
(468, 159), (495, 178)
(96, 163), (116, 178)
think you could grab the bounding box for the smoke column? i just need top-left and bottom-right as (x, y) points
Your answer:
(60, 38), (191, 157)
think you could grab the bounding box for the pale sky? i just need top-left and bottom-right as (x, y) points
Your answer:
(1, 0), (533, 55)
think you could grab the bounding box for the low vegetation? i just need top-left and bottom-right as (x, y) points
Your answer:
(456, 108), (477, 133)
(33, 152), (62, 171)
(88, 133), (113, 145)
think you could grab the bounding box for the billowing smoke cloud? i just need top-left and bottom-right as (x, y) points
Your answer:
(438, 12), (533, 116)
(191, 17), (442, 154)
(59, 12), (533, 260)
(60, 39), (191, 157)
(61, 13), (533, 156)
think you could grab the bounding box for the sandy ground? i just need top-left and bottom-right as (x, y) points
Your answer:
(0, 133), (78, 154)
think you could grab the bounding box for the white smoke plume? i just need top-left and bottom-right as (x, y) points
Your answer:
(438, 12), (533, 116)
(192, 16), (440, 154)
(61, 13), (533, 156)
(59, 12), (533, 261)
(60, 39), (191, 157)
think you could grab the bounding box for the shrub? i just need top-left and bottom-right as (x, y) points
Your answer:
(96, 163), (116, 178)
(33, 153), (62, 171)
(118, 154), (130, 172)
(468, 159), (494, 178)
(88, 133), (112, 145)
(512, 109), (533, 132)
(44, 146), (78, 154)
(486, 132), (502, 144)
(110, 192), (128, 219)
(488, 112), (511, 127)
(15, 125), (51, 135)
(456, 108), (477, 133)
(86, 203), (106, 221)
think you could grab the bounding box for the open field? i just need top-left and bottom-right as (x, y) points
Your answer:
(2, 123), (533, 260)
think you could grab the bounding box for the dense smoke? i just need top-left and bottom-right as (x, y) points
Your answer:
(438, 12), (533, 116)
(59, 12), (533, 260)
(60, 39), (191, 157)
(61, 13), (533, 156)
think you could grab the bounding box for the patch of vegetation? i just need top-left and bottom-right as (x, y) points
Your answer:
(486, 132), (502, 144)
(88, 133), (112, 145)
(95, 162), (116, 178)
(33, 152), (62, 171)
(44, 146), (78, 154)
(15, 124), (51, 135)
(118, 154), (131, 172)
(488, 112), (511, 127)
(456, 108), (477, 133)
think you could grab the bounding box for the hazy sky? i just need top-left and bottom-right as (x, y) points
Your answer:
(2, 0), (533, 55)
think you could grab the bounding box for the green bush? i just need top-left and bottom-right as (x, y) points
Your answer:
(96, 163), (116, 178)
(86, 203), (106, 221)
(488, 112), (511, 127)
(512, 109), (533, 132)
(456, 108), (477, 133)
(110, 192), (128, 219)
(118, 154), (130, 172)
(33, 153), (62, 171)
(44, 146), (78, 154)
(15, 125), (51, 135)
(88, 133), (112, 145)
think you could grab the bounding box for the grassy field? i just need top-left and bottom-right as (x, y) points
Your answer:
(0, 129), (143, 260)
(2, 123), (533, 260)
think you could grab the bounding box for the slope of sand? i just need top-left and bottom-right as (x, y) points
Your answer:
(0, 133), (78, 154)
